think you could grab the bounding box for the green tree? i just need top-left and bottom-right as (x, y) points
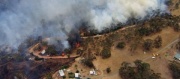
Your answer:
(76, 70), (79, 73)
(175, 3), (180, 9)
(125, 33), (133, 42)
(45, 73), (53, 79)
(129, 43), (138, 53)
(119, 60), (161, 79)
(67, 54), (70, 58)
(75, 64), (78, 70)
(173, 23), (180, 32)
(143, 39), (153, 51)
(154, 35), (162, 48)
(82, 58), (94, 68)
(116, 42), (126, 49)
(46, 45), (58, 56)
(169, 61), (180, 79)
(101, 47), (111, 59)
(136, 27), (150, 36)
(150, 25), (162, 33)
(106, 67), (111, 73)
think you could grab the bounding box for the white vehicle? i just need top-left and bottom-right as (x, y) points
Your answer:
(152, 57), (156, 59)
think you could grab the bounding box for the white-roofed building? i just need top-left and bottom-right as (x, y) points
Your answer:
(90, 71), (95, 75)
(75, 73), (79, 78)
(89, 69), (96, 75)
(59, 70), (65, 77)
(41, 50), (46, 54)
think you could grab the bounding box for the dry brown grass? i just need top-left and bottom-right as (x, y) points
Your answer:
(52, 1), (180, 78)
(52, 26), (180, 79)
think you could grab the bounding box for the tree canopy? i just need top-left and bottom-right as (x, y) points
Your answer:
(169, 61), (180, 79)
(101, 47), (111, 59)
(116, 42), (126, 49)
(143, 39), (154, 51)
(154, 35), (162, 48)
(119, 60), (161, 79)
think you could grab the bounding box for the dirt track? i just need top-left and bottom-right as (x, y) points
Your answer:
(81, 25), (135, 39)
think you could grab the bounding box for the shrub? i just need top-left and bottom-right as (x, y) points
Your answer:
(46, 45), (58, 56)
(45, 73), (53, 79)
(62, 76), (66, 79)
(82, 58), (94, 68)
(61, 65), (70, 69)
(154, 35), (162, 48)
(119, 60), (161, 79)
(136, 27), (150, 36)
(174, 23), (180, 32)
(76, 70), (79, 73)
(101, 47), (111, 59)
(116, 42), (126, 49)
(169, 61), (180, 79)
(106, 67), (111, 73)
(143, 39), (153, 51)
(68, 72), (75, 78)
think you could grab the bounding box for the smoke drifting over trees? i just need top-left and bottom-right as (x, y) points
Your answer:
(0, 0), (168, 49)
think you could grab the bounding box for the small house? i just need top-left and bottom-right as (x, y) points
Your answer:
(90, 71), (94, 75)
(75, 73), (80, 78)
(41, 50), (46, 55)
(59, 70), (65, 77)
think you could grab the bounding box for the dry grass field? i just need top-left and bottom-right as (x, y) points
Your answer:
(52, 1), (180, 79)
(52, 26), (180, 79)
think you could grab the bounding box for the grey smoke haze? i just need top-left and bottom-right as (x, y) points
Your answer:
(0, 0), (168, 49)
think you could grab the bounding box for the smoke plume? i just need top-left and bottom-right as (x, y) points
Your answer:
(0, 0), (168, 50)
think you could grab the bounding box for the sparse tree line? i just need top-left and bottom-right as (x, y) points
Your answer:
(118, 60), (180, 79)
(143, 35), (162, 51)
(81, 46), (111, 68)
(119, 14), (180, 52)
(119, 60), (161, 79)
(169, 0), (180, 9)
(169, 61), (180, 79)
(116, 35), (162, 52)
(80, 12), (180, 37)
(80, 14), (177, 66)
(135, 16), (180, 37)
(80, 36), (113, 68)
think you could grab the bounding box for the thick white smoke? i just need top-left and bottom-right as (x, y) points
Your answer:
(0, 0), (167, 49)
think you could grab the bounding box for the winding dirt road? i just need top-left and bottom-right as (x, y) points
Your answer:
(81, 25), (135, 39)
